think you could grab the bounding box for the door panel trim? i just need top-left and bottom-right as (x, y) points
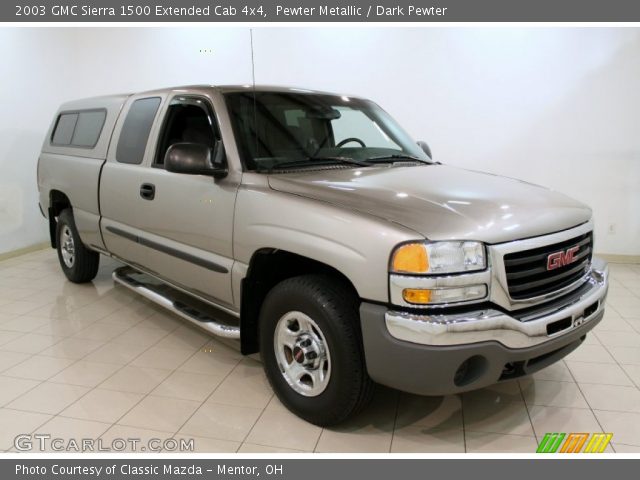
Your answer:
(105, 225), (229, 274)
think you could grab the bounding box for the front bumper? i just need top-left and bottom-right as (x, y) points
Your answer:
(360, 258), (608, 396)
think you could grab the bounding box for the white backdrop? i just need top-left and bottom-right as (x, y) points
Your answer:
(0, 27), (638, 256)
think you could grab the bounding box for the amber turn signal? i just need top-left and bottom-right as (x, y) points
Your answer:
(402, 288), (432, 304)
(392, 243), (429, 274)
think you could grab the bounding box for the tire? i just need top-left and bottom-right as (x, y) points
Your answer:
(259, 274), (374, 426)
(55, 209), (99, 283)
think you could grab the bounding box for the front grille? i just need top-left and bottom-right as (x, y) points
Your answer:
(504, 232), (592, 300)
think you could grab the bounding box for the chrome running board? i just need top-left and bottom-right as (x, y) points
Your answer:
(112, 266), (240, 339)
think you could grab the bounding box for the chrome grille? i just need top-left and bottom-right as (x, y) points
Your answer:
(504, 232), (592, 300)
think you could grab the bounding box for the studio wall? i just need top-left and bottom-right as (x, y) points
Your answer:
(0, 27), (638, 256)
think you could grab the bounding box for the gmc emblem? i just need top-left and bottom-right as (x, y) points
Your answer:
(547, 246), (580, 271)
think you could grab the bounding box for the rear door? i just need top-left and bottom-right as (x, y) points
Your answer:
(100, 94), (164, 269)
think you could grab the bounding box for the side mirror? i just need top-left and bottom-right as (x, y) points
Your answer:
(417, 141), (432, 160)
(165, 142), (228, 179)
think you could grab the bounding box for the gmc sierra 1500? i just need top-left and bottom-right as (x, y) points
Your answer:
(38, 85), (608, 425)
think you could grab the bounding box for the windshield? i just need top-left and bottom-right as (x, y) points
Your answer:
(224, 91), (429, 171)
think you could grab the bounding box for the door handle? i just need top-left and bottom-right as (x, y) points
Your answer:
(140, 183), (155, 200)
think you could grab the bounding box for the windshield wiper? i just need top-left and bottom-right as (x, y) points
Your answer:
(263, 156), (373, 172)
(367, 154), (434, 165)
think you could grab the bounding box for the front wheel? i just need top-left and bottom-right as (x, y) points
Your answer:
(56, 209), (100, 283)
(259, 274), (374, 426)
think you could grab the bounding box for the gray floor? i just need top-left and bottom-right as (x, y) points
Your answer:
(1, 249), (639, 453)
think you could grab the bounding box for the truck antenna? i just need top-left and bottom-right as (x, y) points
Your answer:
(250, 28), (258, 154)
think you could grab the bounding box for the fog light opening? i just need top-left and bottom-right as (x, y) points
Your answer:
(453, 355), (487, 387)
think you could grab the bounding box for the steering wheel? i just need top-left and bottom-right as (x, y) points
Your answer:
(336, 137), (366, 148)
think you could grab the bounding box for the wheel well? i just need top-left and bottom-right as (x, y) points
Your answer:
(48, 190), (71, 248)
(240, 249), (359, 355)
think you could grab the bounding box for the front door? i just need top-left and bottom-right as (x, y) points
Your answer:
(138, 95), (238, 307)
(101, 93), (238, 308)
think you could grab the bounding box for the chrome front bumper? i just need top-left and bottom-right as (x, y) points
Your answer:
(385, 257), (608, 349)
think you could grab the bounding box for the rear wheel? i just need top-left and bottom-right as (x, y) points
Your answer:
(56, 209), (99, 283)
(259, 274), (374, 426)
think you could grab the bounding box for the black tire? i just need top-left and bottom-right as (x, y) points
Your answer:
(259, 274), (374, 426)
(55, 209), (100, 283)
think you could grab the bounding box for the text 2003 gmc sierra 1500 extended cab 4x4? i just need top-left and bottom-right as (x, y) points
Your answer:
(37, 85), (609, 425)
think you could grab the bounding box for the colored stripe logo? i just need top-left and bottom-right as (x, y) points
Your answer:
(537, 433), (613, 453)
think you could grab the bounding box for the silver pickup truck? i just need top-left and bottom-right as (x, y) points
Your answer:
(37, 85), (609, 425)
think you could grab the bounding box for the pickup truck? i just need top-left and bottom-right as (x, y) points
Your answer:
(37, 85), (609, 426)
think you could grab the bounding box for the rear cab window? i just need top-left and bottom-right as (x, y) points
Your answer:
(51, 109), (106, 148)
(116, 97), (162, 164)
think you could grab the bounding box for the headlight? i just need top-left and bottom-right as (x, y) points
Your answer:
(391, 241), (486, 275)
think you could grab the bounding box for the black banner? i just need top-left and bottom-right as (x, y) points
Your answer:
(4, 459), (640, 480)
(4, 0), (640, 22)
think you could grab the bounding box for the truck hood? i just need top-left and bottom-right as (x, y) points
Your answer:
(267, 164), (592, 244)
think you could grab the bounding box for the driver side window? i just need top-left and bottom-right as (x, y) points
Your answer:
(155, 98), (220, 167)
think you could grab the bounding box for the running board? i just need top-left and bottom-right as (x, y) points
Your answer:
(112, 266), (240, 339)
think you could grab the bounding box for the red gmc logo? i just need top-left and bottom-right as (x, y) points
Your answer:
(547, 246), (580, 271)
